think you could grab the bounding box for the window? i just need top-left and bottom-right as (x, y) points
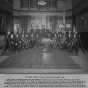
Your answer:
(21, 0), (29, 9)
(30, 0), (38, 9)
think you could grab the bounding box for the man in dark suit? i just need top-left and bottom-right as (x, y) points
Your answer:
(0, 32), (7, 55)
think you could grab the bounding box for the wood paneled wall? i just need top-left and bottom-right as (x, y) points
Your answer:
(13, 15), (66, 33)
(0, 0), (13, 33)
(13, 0), (71, 10)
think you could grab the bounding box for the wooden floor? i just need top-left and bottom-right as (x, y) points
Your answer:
(0, 47), (88, 73)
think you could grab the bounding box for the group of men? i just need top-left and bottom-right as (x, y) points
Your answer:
(0, 29), (88, 55)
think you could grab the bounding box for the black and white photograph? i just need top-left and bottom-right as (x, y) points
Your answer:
(0, 0), (88, 74)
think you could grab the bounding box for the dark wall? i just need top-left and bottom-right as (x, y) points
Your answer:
(72, 0), (88, 32)
(0, 0), (13, 13)
(0, 0), (13, 33)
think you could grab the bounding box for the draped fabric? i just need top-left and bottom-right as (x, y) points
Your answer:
(0, 15), (13, 33)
